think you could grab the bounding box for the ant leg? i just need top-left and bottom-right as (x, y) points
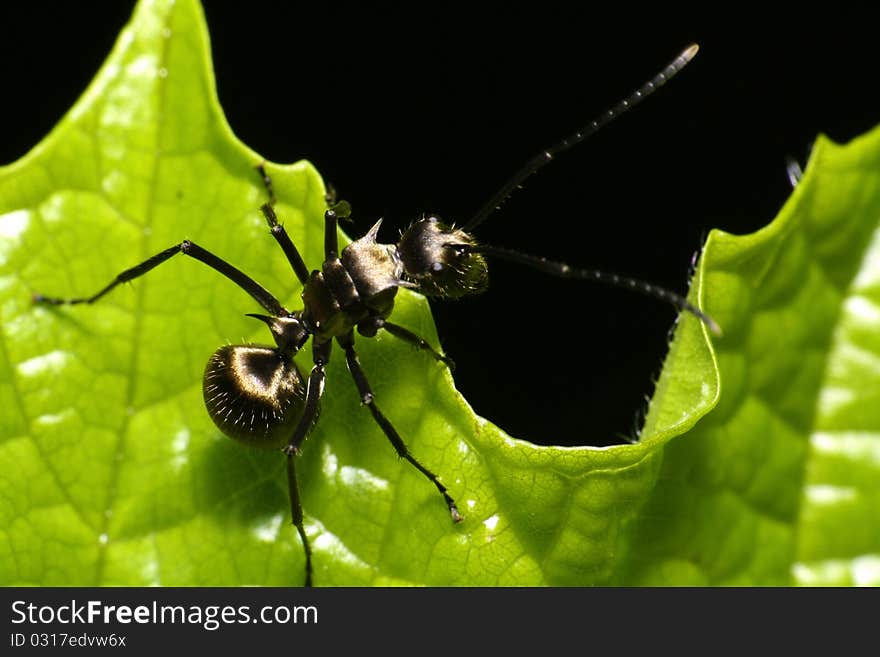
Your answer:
(254, 165), (311, 285)
(285, 339), (330, 454)
(337, 332), (462, 523)
(254, 163), (350, 273)
(259, 203), (311, 286)
(282, 339), (331, 587)
(255, 161), (347, 214)
(324, 181), (338, 208)
(34, 240), (288, 317)
(255, 162), (276, 206)
(358, 317), (454, 370)
(321, 179), (352, 218)
(286, 453), (313, 587)
(321, 202), (352, 260)
(324, 208), (339, 259)
(381, 321), (455, 370)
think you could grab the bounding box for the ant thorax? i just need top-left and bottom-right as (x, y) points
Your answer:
(339, 220), (404, 303)
(301, 219), (403, 342)
(301, 214), (489, 343)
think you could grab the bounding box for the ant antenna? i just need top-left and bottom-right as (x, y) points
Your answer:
(464, 44), (699, 231)
(470, 244), (722, 335)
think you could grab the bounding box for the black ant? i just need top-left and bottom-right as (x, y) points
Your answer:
(34, 43), (717, 587)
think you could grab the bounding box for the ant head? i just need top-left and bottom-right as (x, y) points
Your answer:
(397, 215), (488, 298)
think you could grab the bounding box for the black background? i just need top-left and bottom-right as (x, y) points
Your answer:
(2, 4), (877, 446)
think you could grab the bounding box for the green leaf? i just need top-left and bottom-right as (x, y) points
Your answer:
(1, 0), (878, 587)
(629, 129), (880, 586)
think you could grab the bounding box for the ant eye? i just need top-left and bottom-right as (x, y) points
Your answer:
(203, 345), (307, 449)
(431, 262), (444, 273)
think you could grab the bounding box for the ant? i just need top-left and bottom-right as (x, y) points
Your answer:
(34, 43), (717, 587)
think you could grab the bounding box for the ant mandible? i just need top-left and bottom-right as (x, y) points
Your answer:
(35, 44), (716, 586)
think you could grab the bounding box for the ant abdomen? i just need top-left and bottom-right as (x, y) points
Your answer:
(398, 216), (488, 298)
(203, 344), (308, 449)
